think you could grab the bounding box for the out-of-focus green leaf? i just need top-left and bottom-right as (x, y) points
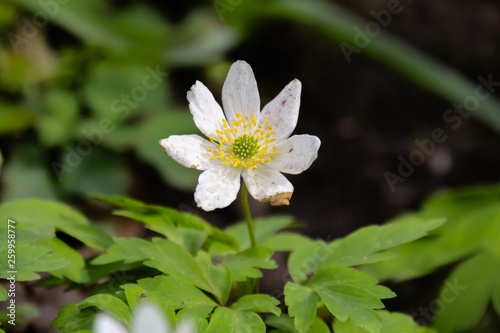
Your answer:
(333, 311), (437, 333)
(213, 247), (277, 281)
(59, 148), (130, 196)
(266, 315), (330, 333)
(1, 144), (56, 201)
(196, 251), (231, 305)
(37, 89), (79, 147)
(434, 252), (500, 333)
(206, 307), (265, 333)
(231, 294), (281, 316)
(121, 284), (144, 311)
(164, 10), (238, 67)
(260, 233), (314, 252)
(0, 104), (34, 134)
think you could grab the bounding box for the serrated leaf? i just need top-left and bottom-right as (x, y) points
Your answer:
(213, 247), (277, 281)
(320, 215), (444, 269)
(434, 252), (499, 333)
(196, 252), (231, 305)
(91, 195), (238, 251)
(144, 238), (212, 293)
(206, 307), (265, 333)
(138, 275), (216, 310)
(307, 267), (396, 333)
(231, 294), (281, 316)
(91, 237), (152, 265)
(284, 282), (318, 333)
(80, 294), (131, 326)
(0, 199), (112, 251)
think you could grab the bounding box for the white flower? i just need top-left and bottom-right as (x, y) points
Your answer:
(93, 303), (194, 333)
(160, 60), (320, 211)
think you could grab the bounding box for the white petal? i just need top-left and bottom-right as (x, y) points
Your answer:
(93, 313), (129, 333)
(195, 166), (241, 211)
(131, 303), (169, 333)
(269, 135), (320, 174)
(260, 79), (301, 142)
(175, 320), (195, 333)
(242, 168), (294, 206)
(187, 81), (226, 138)
(222, 61), (260, 124)
(159, 135), (217, 171)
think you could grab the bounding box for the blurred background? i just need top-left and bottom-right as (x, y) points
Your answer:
(1, 0), (500, 331)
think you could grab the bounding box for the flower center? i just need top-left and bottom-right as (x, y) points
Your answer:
(207, 113), (279, 170)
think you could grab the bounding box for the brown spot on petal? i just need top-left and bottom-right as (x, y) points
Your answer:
(258, 192), (293, 206)
(190, 164), (199, 169)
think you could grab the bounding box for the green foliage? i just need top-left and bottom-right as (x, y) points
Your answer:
(333, 311), (437, 333)
(0, 199), (111, 281)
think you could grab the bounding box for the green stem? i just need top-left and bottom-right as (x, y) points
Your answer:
(241, 182), (257, 248)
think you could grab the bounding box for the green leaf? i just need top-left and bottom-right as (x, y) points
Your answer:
(333, 311), (437, 333)
(261, 233), (314, 252)
(144, 238), (212, 293)
(59, 148), (130, 196)
(289, 216), (443, 284)
(213, 247), (277, 281)
(51, 304), (96, 332)
(91, 195), (238, 251)
(2, 144), (56, 200)
(91, 237), (152, 265)
(307, 267), (396, 333)
(0, 286), (6, 301)
(138, 275), (216, 309)
(284, 282), (318, 333)
(196, 252), (231, 305)
(37, 89), (79, 147)
(52, 294), (131, 332)
(206, 307), (265, 333)
(0, 104), (34, 134)
(434, 252), (499, 333)
(363, 186), (500, 281)
(121, 284), (144, 311)
(231, 294), (281, 316)
(43, 238), (89, 283)
(321, 215), (445, 268)
(0, 240), (70, 280)
(0, 199), (112, 251)
(266, 315), (330, 333)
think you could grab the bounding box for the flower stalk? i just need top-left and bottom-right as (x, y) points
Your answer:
(241, 182), (257, 248)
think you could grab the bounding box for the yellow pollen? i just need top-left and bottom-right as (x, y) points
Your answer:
(207, 114), (280, 170)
